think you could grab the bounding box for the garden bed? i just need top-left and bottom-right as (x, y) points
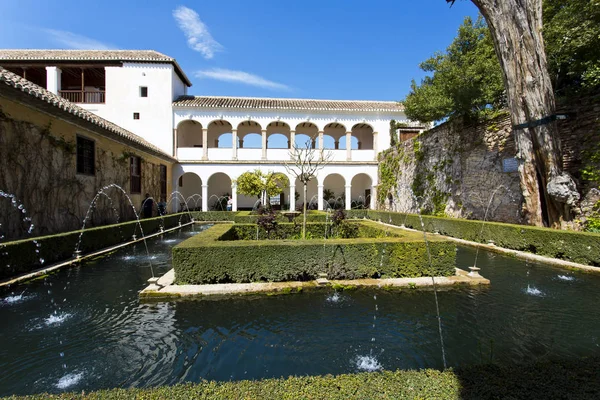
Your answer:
(172, 221), (456, 284)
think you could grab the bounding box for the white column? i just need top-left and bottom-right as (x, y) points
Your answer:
(373, 131), (378, 160)
(318, 184), (324, 211)
(346, 131), (352, 161)
(232, 129), (238, 160)
(345, 185), (352, 211)
(231, 183), (238, 211)
(261, 129), (267, 160)
(202, 128), (208, 160)
(289, 185), (296, 211)
(318, 130), (324, 160)
(45, 66), (61, 94)
(290, 130), (295, 149)
(173, 129), (177, 157)
(202, 184), (208, 211)
(370, 185), (377, 209)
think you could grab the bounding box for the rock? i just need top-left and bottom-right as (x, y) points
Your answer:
(547, 173), (580, 206)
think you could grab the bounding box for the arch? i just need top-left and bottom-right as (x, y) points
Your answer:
(322, 173), (346, 209)
(207, 120), (233, 148)
(269, 173), (290, 210)
(237, 120), (262, 149)
(324, 122), (346, 149)
(294, 176), (318, 210)
(266, 121), (291, 148)
(176, 120), (203, 148)
(351, 123), (374, 150)
(207, 172), (232, 211)
(322, 135), (336, 149)
(294, 134), (313, 149)
(350, 173), (374, 209)
(217, 132), (239, 148)
(177, 172), (203, 211)
(295, 122), (318, 148)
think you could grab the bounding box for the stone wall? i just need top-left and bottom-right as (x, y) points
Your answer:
(379, 113), (523, 223)
(0, 95), (174, 241)
(378, 91), (600, 224)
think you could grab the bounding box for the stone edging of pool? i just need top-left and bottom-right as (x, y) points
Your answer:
(139, 267), (489, 299)
(377, 222), (600, 274)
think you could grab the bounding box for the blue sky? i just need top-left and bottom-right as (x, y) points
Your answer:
(0, 0), (479, 101)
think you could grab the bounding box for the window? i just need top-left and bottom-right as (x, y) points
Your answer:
(140, 86), (148, 97)
(76, 136), (95, 175)
(178, 175), (183, 187)
(130, 156), (141, 194)
(160, 165), (167, 199)
(133, 112), (140, 120)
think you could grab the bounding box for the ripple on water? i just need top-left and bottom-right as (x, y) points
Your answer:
(45, 313), (72, 326)
(356, 355), (382, 372)
(55, 372), (84, 390)
(2, 294), (31, 305)
(557, 275), (575, 281)
(524, 285), (543, 296)
(326, 292), (342, 303)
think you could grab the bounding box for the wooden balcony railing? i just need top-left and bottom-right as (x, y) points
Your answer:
(58, 90), (105, 104)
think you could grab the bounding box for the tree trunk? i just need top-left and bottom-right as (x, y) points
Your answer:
(303, 182), (308, 239)
(471, 0), (579, 227)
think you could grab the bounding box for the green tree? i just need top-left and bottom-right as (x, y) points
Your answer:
(544, 0), (600, 94)
(235, 170), (288, 208)
(403, 16), (505, 123)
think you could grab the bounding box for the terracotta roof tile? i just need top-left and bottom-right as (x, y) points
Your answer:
(173, 95), (404, 113)
(0, 67), (175, 161)
(0, 49), (191, 86)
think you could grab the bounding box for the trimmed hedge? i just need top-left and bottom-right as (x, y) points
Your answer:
(367, 210), (600, 266)
(173, 222), (455, 284)
(190, 211), (237, 221)
(221, 221), (398, 240)
(0, 213), (192, 279)
(7, 357), (600, 399)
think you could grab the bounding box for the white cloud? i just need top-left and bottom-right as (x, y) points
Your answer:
(173, 5), (223, 59)
(43, 29), (115, 50)
(195, 68), (291, 91)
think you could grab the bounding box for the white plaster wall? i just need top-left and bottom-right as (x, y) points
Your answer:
(80, 63), (187, 156)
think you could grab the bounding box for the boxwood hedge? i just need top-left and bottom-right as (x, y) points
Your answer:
(173, 222), (455, 284)
(367, 210), (600, 266)
(0, 213), (192, 280)
(8, 357), (600, 399)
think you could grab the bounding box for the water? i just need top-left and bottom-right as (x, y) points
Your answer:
(1, 229), (600, 396)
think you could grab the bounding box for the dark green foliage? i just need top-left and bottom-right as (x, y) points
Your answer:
(367, 210), (600, 266)
(0, 213), (193, 279)
(227, 223), (332, 241)
(11, 357), (600, 399)
(544, 0), (600, 94)
(190, 211), (237, 221)
(404, 16), (505, 123)
(256, 209), (278, 237)
(173, 222), (455, 284)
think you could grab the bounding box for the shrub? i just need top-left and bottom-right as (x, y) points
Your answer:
(173, 222), (456, 284)
(367, 210), (600, 266)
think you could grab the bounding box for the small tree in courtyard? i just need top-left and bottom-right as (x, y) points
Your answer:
(235, 170), (287, 209)
(284, 137), (333, 239)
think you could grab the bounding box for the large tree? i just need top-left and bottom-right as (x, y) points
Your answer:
(447, 0), (580, 227)
(404, 16), (505, 123)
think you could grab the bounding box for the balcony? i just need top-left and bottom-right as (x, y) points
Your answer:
(176, 147), (376, 162)
(59, 90), (105, 104)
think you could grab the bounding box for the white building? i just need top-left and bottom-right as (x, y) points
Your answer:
(0, 49), (425, 211)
